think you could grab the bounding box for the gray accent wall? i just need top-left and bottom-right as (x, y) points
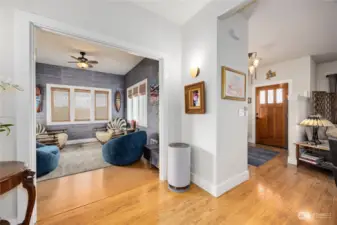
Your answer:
(36, 63), (125, 140)
(124, 58), (159, 144)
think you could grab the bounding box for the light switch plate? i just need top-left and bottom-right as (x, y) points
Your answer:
(239, 108), (245, 117)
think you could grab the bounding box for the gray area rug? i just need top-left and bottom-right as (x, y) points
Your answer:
(248, 146), (279, 167)
(38, 142), (110, 182)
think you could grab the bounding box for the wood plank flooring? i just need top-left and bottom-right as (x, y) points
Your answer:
(37, 145), (337, 225)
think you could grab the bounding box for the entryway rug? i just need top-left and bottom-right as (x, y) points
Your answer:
(38, 142), (110, 182)
(248, 146), (279, 167)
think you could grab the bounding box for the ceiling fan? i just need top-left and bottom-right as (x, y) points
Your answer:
(68, 51), (98, 69)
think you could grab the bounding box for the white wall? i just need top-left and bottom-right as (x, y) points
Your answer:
(181, 0), (249, 196)
(216, 14), (249, 192)
(0, 0), (182, 221)
(316, 60), (337, 92)
(249, 56), (313, 165)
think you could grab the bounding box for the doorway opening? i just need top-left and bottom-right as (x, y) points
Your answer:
(14, 11), (167, 224)
(255, 83), (289, 149)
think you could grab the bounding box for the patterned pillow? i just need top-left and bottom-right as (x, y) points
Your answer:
(36, 123), (46, 136)
(107, 117), (127, 131)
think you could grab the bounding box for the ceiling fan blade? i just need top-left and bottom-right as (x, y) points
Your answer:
(87, 60), (98, 64)
(87, 64), (93, 68)
(68, 61), (79, 63)
(71, 56), (79, 61)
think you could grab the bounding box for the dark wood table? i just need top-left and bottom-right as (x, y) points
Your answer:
(0, 161), (36, 225)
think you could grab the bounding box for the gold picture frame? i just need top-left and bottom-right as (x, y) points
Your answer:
(221, 66), (246, 101)
(184, 81), (205, 114)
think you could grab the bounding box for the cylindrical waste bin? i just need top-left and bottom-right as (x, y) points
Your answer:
(168, 143), (191, 192)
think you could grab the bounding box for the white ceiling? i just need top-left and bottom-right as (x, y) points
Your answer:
(36, 28), (144, 75)
(249, 0), (337, 66)
(121, 0), (213, 25)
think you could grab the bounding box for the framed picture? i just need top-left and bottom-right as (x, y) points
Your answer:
(185, 81), (205, 114)
(36, 85), (42, 113)
(221, 66), (246, 101)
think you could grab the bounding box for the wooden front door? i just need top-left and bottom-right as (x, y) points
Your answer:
(256, 83), (288, 148)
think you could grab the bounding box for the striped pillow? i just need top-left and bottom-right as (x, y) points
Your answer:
(36, 123), (46, 136)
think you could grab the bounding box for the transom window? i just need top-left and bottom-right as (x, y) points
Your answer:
(47, 84), (111, 125)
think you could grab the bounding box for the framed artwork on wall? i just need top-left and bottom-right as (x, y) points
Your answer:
(184, 81), (205, 114)
(36, 85), (42, 113)
(115, 91), (121, 112)
(221, 66), (246, 101)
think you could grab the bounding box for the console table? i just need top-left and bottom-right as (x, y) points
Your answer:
(295, 142), (333, 170)
(0, 161), (36, 225)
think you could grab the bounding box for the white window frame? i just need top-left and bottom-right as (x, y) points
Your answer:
(46, 84), (112, 125)
(127, 79), (148, 127)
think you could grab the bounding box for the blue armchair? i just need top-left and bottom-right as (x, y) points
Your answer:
(102, 131), (147, 166)
(36, 142), (60, 177)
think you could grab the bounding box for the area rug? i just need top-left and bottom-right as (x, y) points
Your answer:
(38, 142), (110, 182)
(248, 146), (279, 167)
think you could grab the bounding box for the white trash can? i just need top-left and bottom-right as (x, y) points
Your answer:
(168, 143), (191, 192)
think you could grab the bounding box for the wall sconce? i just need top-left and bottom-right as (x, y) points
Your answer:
(190, 67), (200, 78)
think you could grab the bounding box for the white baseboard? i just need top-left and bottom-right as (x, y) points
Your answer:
(213, 170), (250, 197)
(191, 173), (216, 196)
(287, 156), (298, 165)
(67, 138), (98, 145)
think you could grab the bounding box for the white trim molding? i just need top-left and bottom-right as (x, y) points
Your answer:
(14, 10), (168, 224)
(251, 79), (293, 146)
(287, 156), (298, 165)
(213, 170), (249, 197)
(46, 83), (112, 125)
(191, 170), (249, 198)
(191, 173), (216, 196)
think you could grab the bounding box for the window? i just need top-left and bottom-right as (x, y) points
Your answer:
(95, 90), (109, 120)
(47, 84), (111, 125)
(259, 90), (266, 104)
(51, 87), (70, 122)
(74, 89), (91, 121)
(267, 89), (274, 104)
(127, 79), (147, 127)
(276, 88), (283, 103)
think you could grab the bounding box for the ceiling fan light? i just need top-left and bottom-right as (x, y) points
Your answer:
(77, 62), (89, 69)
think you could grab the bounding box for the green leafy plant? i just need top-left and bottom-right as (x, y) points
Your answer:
(0, 78), (23, 136)
(0, 123), (14, 136)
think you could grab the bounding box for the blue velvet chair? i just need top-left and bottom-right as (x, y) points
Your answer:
(102, 131), (147, 166)
(36, 142), (60, 177)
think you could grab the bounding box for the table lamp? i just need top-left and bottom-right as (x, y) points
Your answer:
(300, 115), (334, 145)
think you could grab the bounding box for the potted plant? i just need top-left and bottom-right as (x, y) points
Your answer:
(0, 79), (23, 135)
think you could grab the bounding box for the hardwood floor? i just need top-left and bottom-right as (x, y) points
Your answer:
(37, 146), (337, 225)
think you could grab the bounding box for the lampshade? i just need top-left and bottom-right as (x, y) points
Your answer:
(300, 115), (334, 127)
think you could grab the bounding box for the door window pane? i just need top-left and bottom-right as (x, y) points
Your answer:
(268, 90), (274, 104)
(276, 88), (283, 103)
(260, 90), (266, 104)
